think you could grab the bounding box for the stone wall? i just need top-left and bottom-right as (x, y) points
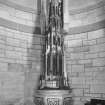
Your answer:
(65, 29), (105, 105)
(64, 1), (105, 105)
(65, 0), (105, 28)
(0, 0), (105, 105)
(0, 1), (43, 105)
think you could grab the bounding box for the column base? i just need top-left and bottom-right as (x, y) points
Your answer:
(34, 89), (72, 105)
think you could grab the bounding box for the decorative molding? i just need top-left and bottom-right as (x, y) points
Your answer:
(47, 98), (59, 105)
(67, 20), (105, 35)
(0, 17), (105, 35)
(69, 1), (105, 15)
(34, 97), (44, 105)
(0, 18), (41, 34)
(63, 97), (72, 105)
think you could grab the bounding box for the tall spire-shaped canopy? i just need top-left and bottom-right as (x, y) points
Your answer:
(39, 0), (69, 90)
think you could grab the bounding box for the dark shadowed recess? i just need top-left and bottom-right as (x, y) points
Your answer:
(24, 0), (43, 105)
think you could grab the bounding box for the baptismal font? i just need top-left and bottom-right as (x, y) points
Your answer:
(34, 0), (72, 105)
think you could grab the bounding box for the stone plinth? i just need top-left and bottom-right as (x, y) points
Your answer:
(34, 89), (72, 105)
